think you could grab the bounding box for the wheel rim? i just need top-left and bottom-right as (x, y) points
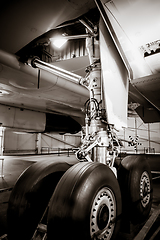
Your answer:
(140, 171), (151, 207)
(90, 187), (116, 240)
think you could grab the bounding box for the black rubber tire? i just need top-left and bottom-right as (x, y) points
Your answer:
(47, 162), (122, 240)
(117, 155), (153, 224)
(7, 157), (78, 240)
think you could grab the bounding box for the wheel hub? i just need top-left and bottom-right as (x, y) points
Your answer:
(140, 171), (151, 207)
(97, 204), (110, 230)
(90, 187), (116, 240)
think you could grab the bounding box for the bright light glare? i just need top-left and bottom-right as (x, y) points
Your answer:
(52, 38), (68, 48)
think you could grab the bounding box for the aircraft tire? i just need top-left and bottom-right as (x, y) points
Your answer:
(7, 158), (78, 240)
(117, 155), (153, 224)
(47, 162), (122, 240)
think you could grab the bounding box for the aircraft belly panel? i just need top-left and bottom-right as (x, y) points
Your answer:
(99, 18), (128, 129)
(0, 0), (95, 53)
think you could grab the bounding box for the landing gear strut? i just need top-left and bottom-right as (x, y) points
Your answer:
(47, 32), (123, 240)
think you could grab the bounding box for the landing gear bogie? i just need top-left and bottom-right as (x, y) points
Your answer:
(7, 155), (153, 240)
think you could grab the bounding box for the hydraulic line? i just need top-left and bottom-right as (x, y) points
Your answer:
(31, 57), (81, 83)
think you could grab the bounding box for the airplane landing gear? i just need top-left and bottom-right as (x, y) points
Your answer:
(7, 20), (153, 240)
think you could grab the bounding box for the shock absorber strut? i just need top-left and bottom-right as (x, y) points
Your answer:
(86, 35), (108, 164)
(76, 31), (121, 176)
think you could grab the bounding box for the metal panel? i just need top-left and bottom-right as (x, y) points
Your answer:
(0, 105), (46, 132)
(99, 18), (128, 129)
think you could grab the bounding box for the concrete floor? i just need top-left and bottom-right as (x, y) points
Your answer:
(0, 154), (160, 239)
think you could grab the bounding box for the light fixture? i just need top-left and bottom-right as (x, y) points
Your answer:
(52, 38), (68, 49)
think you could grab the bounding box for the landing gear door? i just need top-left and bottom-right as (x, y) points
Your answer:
(99, 17), (129, 130)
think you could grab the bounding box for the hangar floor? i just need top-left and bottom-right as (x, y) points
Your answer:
(0, 154), (160, 240)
